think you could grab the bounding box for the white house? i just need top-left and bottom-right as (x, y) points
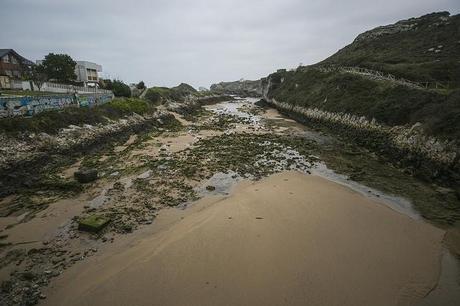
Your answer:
(75, 61), (102, 86)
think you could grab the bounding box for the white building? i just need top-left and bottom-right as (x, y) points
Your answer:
(75, 61), (102, 86)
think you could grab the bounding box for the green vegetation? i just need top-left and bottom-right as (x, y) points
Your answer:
(38, 53), (77, 84)
(320, 12), (460, 87)
(263, 12), (460, 142)
(144, 86), (172, 104)
(30, 64), (47, 91)
(100, 79), (131, 97)
(210, 79), (261, 97)
(78, 214), (110, 232)
(108, 97), (150, 114)
(136, 81), (146, 90)
(144, 83), (197, 104)
(0, 98), (155, 134)
(266, 69), (460, 140)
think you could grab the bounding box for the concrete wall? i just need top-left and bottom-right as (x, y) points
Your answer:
(0, 93), (113, 118)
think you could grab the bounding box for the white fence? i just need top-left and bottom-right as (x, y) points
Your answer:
(40, 82), (113, 94)
(4, 79), (113, 95)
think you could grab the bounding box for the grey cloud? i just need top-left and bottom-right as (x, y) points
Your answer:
(1, 0), (459, 88)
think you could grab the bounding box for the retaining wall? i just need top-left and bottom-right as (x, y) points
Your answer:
(263, 98), (459, 185)
(0, 93), (113, 118)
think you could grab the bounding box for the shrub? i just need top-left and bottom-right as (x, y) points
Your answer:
(101, 79), (131, 97)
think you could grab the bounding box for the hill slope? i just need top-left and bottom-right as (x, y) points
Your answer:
(319, 11), (460, 87)
(262, 11), (460, 141)
(256, 12), (460, 184)
(144, 83), (198, 104)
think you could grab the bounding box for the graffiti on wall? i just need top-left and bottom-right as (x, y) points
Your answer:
(0, 94), (113, 118)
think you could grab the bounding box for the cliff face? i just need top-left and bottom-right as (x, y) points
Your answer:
(210, 79), (262, 97)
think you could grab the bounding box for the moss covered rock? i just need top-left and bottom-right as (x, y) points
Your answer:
(78, 215), (110, 232)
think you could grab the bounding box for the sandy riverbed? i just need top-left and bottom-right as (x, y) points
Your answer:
(44, 171), (444, 306)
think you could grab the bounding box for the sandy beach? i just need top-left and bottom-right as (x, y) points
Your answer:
(44, 172), (444, 306)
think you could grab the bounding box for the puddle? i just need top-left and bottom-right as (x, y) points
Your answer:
(195, 171), (242, 196)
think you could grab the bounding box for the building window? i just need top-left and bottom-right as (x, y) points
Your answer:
(2, 55), (10, 63)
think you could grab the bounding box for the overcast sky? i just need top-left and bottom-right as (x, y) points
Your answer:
(1, 0), (459, 88)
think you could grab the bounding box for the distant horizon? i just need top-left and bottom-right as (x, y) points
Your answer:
(2, 0), (459, 89)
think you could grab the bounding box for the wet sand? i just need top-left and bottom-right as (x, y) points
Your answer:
(44, 171), (444, 306)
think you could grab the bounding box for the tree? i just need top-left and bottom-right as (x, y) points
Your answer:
(41, 53), (77, 83)
(112, 80), (131, 97)
(31, 64), (48, 91)
(136, 81), (145, 90)
(100, 79), (131, 97)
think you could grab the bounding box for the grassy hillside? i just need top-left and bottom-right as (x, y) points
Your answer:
(266, 68), (460, 141)
(263, 11), (460, 142)
(320, 12), (460, 87)
(144, 83), (198, 104)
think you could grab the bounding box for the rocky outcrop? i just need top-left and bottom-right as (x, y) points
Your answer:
(354, 12), (451, 43)
(210, 80), (262, 97)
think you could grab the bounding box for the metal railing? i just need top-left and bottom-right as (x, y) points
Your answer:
(313, 65), (451, 90)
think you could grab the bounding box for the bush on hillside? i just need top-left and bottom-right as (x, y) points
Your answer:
(101, 79), (131, 97)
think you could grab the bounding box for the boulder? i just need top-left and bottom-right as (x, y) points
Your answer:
(74, 168), (98, 183)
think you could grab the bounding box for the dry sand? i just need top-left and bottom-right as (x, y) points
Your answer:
(44, 172), (444, 306)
